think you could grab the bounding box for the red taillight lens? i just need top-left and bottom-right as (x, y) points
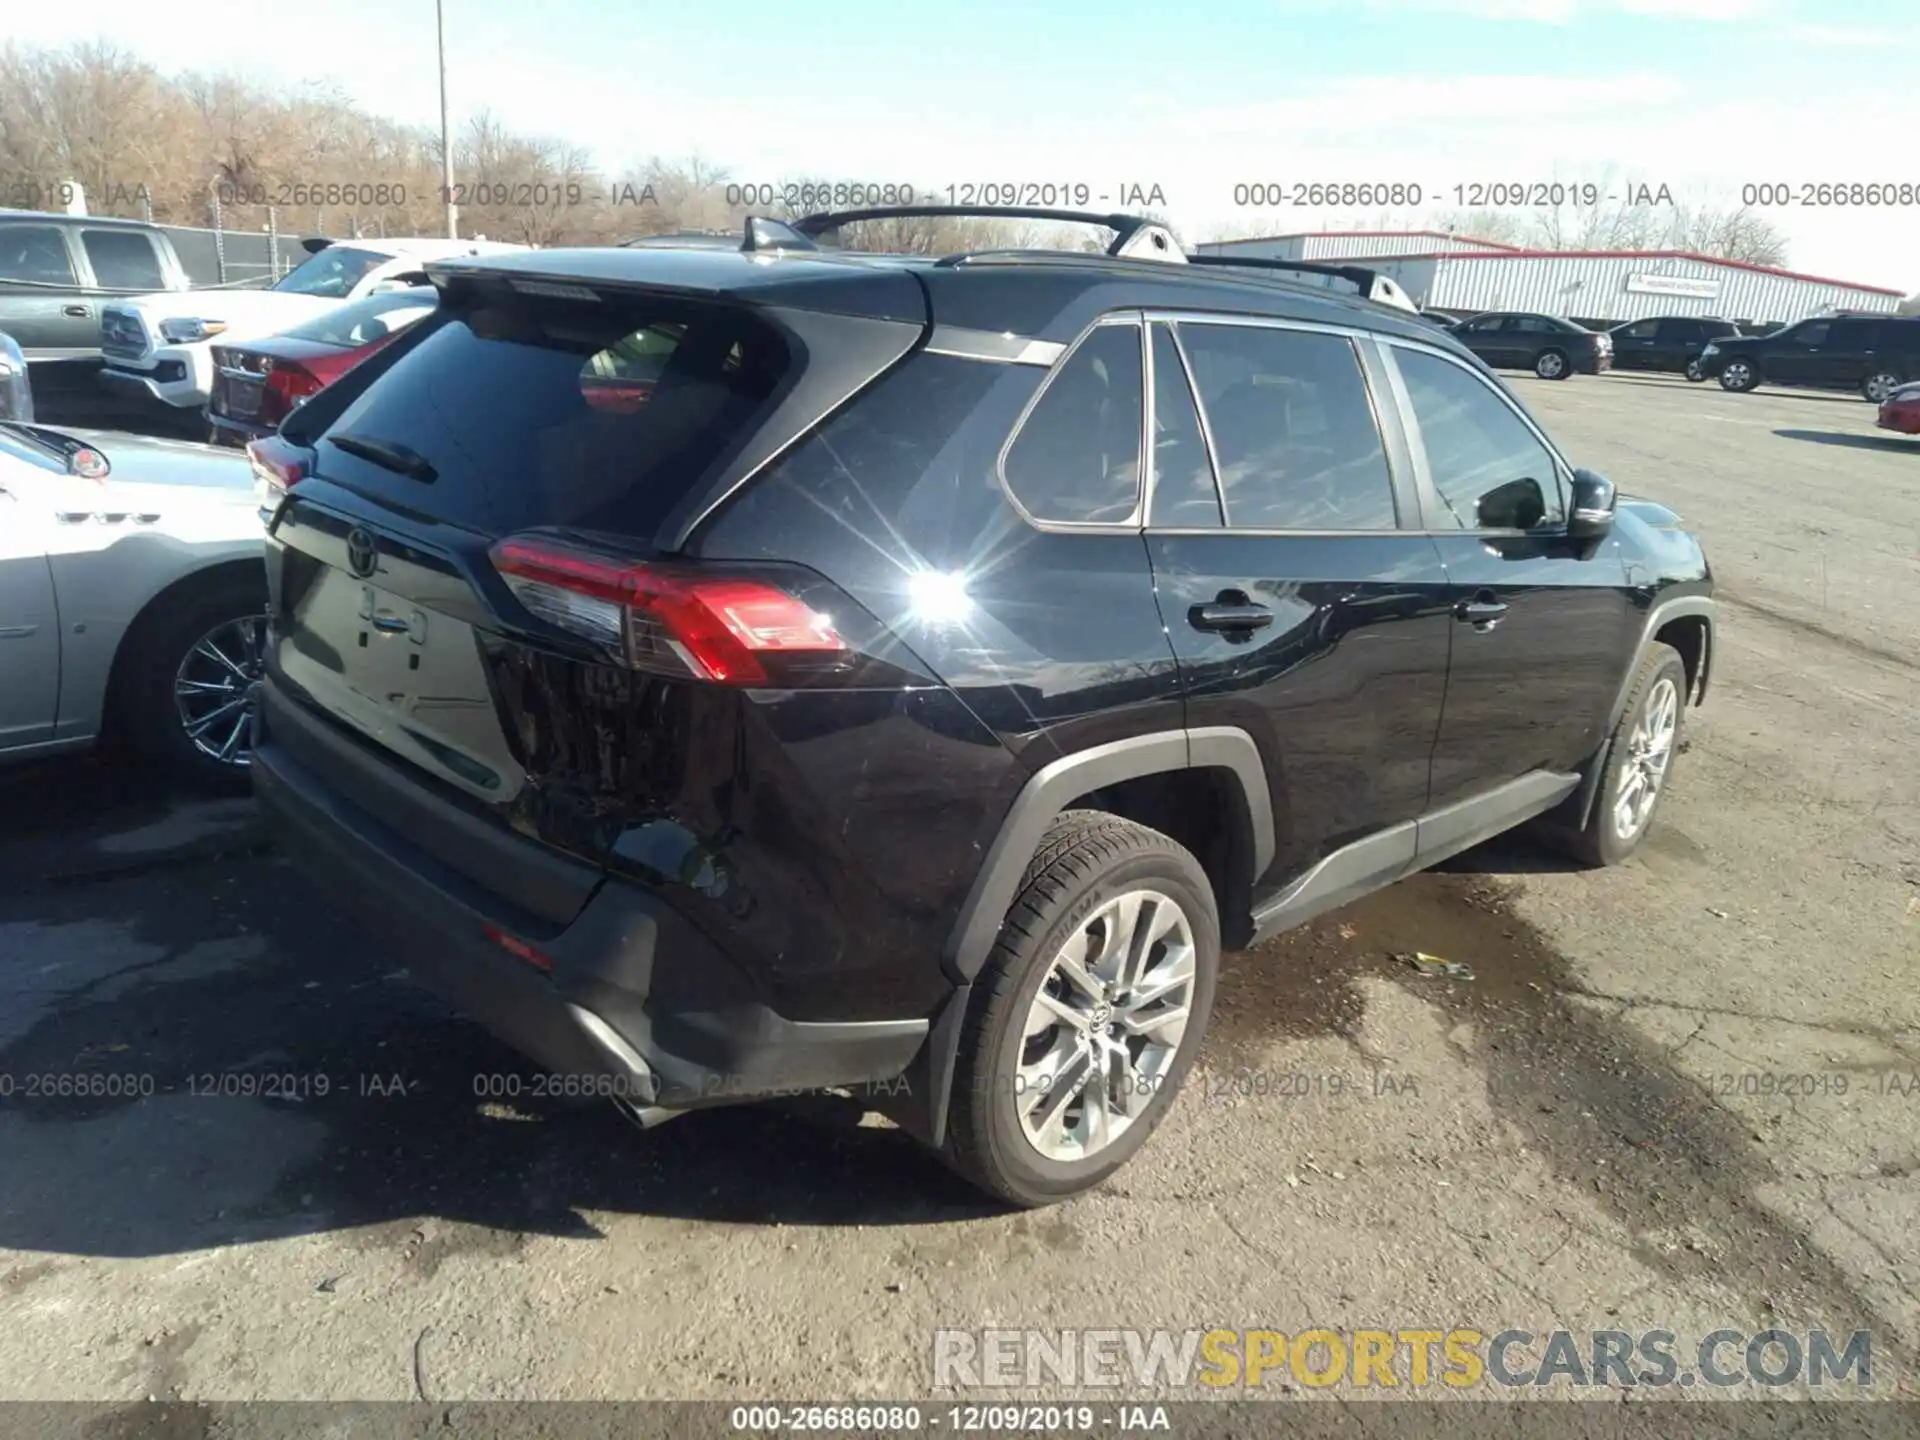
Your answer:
(483, 923), (553, 972)
(489, 536), (847, 685)
(261, 361), (324, 422)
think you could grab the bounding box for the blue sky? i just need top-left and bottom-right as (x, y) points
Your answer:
(14, 0), (1915, 290)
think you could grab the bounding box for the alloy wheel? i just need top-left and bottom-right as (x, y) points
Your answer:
(1866, 373), (1900, 404)
(1723, 360), (1754, 390)
(1613, 676), (1679, 841)
(1015, 888), (1196, 1162)
(1537, 352), (1566, 379)
(173, 614), (268, 767)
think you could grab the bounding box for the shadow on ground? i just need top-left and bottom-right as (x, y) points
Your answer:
(1774, 428), (1918, 452)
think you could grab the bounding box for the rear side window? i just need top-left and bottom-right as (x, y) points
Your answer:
(314, 296), (792, 535)
(0, 226), (75, 285)
(82, 230), (165, 290)
(1785, 321), (1830, 347)
(1148, 325), (1221, 528)
(1001, 322), (1143, 525)
(1397, 348), (1564, 531)
(1176, 322), (1397, 531)
(1621, 320), (1659, 338)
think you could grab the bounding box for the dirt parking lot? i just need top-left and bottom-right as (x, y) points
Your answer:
(1, 372), (1915, 1411)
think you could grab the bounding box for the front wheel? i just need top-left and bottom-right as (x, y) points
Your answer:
(1720, 359), (1760, 392)
(1863, 371), (1904, 404)
(1535, 349), (1570, 380)
(940, 811), (1220, 1207)
(1684, 357), (1706, 382)
(1555, 642), (1688, 867)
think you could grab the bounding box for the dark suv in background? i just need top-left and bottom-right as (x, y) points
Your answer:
(250, 208), (1714, 1206)
(1699, 313), (1919, 401)
(1447, 311), (1613, 380)
(1607, 315), (1743, 382)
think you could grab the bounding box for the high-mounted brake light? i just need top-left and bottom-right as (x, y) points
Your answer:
(489, 536), (846, 684)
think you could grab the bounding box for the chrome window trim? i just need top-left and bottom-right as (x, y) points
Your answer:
(923, 326), (1064, 366)
(1143, 309), (1408, 536)
(1378, 335), (1576, 537)
(993, 312), (1148, 535)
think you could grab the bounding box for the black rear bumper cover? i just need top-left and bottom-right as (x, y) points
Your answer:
(252, 683), (930, 1111)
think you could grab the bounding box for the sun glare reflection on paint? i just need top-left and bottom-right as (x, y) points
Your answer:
(905, 569), (975, 626)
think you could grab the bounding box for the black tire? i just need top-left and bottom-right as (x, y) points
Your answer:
(941, 810), (1220, 1207)
(1863, 371), (1904, 404)
(1719, 359), (1760, 392)
(1554, 643), (1688, 868)
(1535, 348), (1571, 381)
(114, 568), (269, 794)
(1684, 357), (1706, 382)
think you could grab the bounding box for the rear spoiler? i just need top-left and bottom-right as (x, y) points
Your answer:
(299, 236), (333, 255)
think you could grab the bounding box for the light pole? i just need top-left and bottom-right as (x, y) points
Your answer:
(437, 0), (458, 238)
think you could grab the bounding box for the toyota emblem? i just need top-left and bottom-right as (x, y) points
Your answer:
(345, 527), (378, 579)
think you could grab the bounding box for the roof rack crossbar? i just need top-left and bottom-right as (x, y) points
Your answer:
(1186, 253), (1385, 295)
(791, 205), (1154, 254)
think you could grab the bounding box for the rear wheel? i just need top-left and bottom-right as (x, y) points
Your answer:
(116, 569), (269, 793)
(1863, 371), (1904, 404)
(1720, 359), (1760, 392)
(1535, 349), (1570, 381)
(941, 811), (1219, 1207)
(1684, 357), (1706, 382)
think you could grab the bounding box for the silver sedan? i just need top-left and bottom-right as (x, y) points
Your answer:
(0, 421), (267, 789)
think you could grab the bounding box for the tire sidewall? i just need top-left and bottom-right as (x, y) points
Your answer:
(1721, 361), (1758, 392)
(1864, 371), (1901, 404)
(1536, 349), (1567, 380)
(977, 848), (1219, 1205)
(1589, 650), (1688, 864)
(1684, 358), (1706, 382)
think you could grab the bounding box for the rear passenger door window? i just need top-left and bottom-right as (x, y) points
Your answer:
(1174, 322), (1398, 531)
(1147, 325), (1222, 528)
(0, 226), (76, 285)
(81, 230), (166, 290)
(1001, 321), (1144, 526)
(1394, 347), (1565, 531)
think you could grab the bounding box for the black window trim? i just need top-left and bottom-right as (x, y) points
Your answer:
(1141, 317), (1225, 529)
(1139, 310), (1414, 538)
(994, 311), (1149, 535)
(1377, 336), (1574, 538)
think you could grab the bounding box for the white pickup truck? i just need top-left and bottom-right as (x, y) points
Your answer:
(98, 236), (528, 415)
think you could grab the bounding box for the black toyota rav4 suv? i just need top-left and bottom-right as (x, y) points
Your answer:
(251, 208), (1714, 1207)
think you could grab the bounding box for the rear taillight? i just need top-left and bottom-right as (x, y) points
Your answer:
(261, 361), (324, 422)
(247, 437), (306, 524)
(489, 535), (847, 685)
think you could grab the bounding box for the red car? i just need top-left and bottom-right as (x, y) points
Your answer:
(204, 286), (438, 446)
(1878, 381), (1920, 436)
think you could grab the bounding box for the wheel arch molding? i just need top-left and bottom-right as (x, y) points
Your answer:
(940, 727), (1274, 988)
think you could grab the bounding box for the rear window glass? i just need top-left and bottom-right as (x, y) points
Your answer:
(273, 246), (389, 298)
(280, 290), (436, 347)
(313, 296), (792, 535)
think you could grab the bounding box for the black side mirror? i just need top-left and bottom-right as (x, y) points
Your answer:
(1568, 468), (1615, 541)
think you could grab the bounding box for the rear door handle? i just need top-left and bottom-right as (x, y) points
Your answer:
(1189, 601), (1273, 634)
(63, 304), (90, 317)
(1455, 594), (1509, 630)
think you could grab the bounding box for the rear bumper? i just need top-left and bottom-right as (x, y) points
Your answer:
(205, 407), (272, 446)
(1581, 351), (1610, 375)
(252, 680), (931, 1109)
(1877, 403), (1920, 435)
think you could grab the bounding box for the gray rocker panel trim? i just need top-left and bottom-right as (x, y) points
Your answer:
(943, 727), (1274, 984)
(1249, 769), (1578, 946)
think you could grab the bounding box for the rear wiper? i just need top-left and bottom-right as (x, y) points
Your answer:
(328, 432), (438, 482)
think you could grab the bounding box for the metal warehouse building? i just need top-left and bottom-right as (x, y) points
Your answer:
(1196, 231), (1904, 328)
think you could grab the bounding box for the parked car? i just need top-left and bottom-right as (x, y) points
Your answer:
(250, 210), (1714, 1206)
(0, 420), (265, 787)
(0, 211), (193, 400)
(99, 237), (525, 417)
(1698, 315), (1920, 401)
(1606, 316), (1743, 381)
(1447, 311), (1612, 380)
(0, 330), (31, 421)
(205, 285), (438, 446)
(1877, 380), (1920, 436)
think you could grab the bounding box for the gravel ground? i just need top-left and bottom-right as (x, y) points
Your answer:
(0, 371), (1915, 1415)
